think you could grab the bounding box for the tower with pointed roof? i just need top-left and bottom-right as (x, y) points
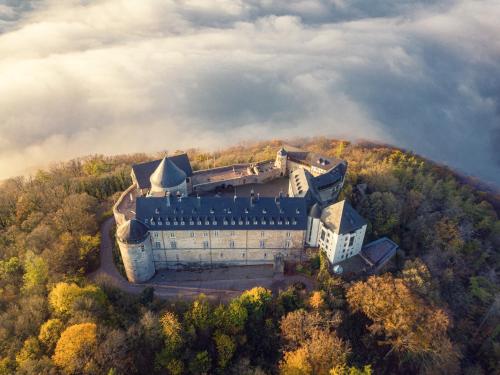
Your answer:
(275, 147), (288, 176)
(116, 218), (155, 282)
(149, 156), (188, 197)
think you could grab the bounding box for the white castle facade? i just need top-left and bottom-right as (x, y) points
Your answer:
(113, 146), (393, 283)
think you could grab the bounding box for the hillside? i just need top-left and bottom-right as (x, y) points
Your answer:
(0, 138), (498, 374)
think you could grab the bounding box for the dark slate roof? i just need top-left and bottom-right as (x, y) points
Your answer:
(361, 237), (399, 266)
(283, 144), (344, 170)
(309, 203), (322, 219)
(132, 153), (193, 189)
(117, 219), (150, 244)
(313, 161), (347, 190)
(150, 157), (187, 189)
(321, 200), (367, 234)
(136, 196), (308, 230)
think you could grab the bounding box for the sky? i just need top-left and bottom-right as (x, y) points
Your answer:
(0, 0), (499, 186)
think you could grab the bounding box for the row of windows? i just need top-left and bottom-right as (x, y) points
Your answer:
(154, 231), (293, 238)
(154, 240), (293, 249)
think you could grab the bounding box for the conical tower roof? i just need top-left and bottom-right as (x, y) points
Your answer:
(150, 157), (187, 189)
(117, 219), (149, 244)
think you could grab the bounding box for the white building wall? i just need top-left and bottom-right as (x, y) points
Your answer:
(317, 223), (367, 265)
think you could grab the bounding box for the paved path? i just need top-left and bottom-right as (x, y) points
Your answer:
(89, 217), (315, 301)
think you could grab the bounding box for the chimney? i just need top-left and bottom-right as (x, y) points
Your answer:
(257, 193), (260, 201)
(233, 194), (237, 203)
(250, 189), (255, 207)
(197, 194), (201, 207)
(166, 191), (171, 207)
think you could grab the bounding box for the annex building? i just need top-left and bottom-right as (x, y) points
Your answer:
(114, 146), (397, 282)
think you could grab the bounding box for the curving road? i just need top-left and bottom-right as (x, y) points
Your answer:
(89, 217), (314, 301)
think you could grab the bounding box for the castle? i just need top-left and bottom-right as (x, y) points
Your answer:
(114, 145), (397, 283)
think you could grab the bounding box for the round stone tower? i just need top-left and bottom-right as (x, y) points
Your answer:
(149, 157), (188, 197)
(116, 218), (155, 283)
(275, 147), (288, 176)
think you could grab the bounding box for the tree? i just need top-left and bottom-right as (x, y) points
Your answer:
(160, 311), (183, 351)
(188, 351), (211, 375)
(347, 274), (460, 372)
(16, 337), (41, 367)
(38, 319), (64, 353)
(53, 323), (97, 374)
(214, 331), (236, 369)
(22, 251), (48, 294)
(280, 347), (311, 375)
(48, 282), (106, 316)
(53, 193), (98, 235)
(309, 291), (325, 310)
(214, 299), (248, 335)
(184, 294), (212, 334)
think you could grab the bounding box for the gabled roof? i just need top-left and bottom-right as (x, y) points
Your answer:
(136, 196), (308, 230)
(132, 153), (193, 189)
(150, 157), (187, 189)
(321, 200), (367, 234)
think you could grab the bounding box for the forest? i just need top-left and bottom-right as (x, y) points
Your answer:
(0, 138), (498, 374)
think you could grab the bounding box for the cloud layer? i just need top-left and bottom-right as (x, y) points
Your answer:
(0, 0), (499, 186)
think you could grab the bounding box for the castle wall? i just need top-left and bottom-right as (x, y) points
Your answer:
(148, 229), (305, 270)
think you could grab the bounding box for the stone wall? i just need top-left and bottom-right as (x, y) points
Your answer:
(117, 235), (155, 283)
(148, 229), (305, 270)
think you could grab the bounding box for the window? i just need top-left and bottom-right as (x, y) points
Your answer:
(261, 231), (265, 237)
(349, 236), (354, 246)
(155, 241), (161, 249)
(170, 241), (177, 249)
(214, 230), (219, 237)
(320, 230), (326, 240)
(140, 245), (144, 252)
(229, 240), (235, 248)
(285, 240), (291, 248)
(260, 240), (265, 249)
(203, 241), (209, 249)
(169, 232), (175, 238)
(286, 231), (291, 237)
(230, 231), (235, 236)
(154, 232), (159, 238)
(190, 232), (195, 237)
(203, 232), (208, 237)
